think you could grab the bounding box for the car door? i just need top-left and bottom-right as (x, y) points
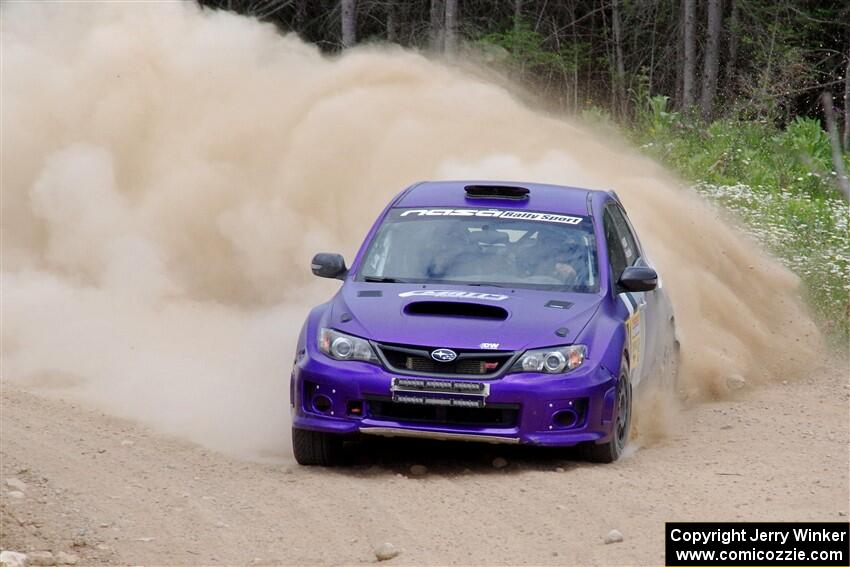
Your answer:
(603, 204), (654, 386)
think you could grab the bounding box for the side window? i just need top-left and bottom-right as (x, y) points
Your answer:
(603, 208), (627, 282)
(609, 206), (639, 267)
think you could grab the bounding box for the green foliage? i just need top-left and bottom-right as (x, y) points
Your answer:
(634, 95), (679, 137)
(779, 117), (832, 170)
(579, 106), (615, 128)
(476, 21), (583, 80)
(629, 96), (849, 341)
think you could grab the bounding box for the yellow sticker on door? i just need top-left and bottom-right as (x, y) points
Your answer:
(625, 311), (641, 369)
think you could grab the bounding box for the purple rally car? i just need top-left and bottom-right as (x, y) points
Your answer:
(291, 181), (677, 465)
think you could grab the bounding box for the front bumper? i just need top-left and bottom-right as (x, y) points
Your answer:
(290, 351), (619, 447)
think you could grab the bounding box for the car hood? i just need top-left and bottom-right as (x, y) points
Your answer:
(326, 283), (602, 351)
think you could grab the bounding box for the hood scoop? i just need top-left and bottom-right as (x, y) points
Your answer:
(404, 301), (509, 320)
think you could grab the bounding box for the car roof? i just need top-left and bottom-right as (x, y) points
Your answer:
(393, 180), (607, 216)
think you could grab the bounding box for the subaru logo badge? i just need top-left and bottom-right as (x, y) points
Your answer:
(431, 348), (457, 362)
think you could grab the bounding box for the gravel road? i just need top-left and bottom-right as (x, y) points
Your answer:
(2, 367), (847, 566)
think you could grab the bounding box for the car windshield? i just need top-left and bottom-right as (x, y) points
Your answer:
(357, 208), (600, 293)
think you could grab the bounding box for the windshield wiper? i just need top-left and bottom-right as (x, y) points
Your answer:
(363, 276), (409, 283)
(463, 282), (512, 289)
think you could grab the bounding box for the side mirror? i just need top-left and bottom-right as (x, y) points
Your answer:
(618, 266), (658, 292)
(311, 253), (347, 280)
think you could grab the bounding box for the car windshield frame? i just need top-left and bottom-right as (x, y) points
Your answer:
(355, 207), (601, 293)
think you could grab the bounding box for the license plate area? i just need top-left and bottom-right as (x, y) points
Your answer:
(391, 377), (489, 407)
(391, 377), (489, 395)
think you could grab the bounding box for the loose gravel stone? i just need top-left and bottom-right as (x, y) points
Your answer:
(4, 478), (27, 492)
(726, 375), (747, 390)
(6, 491), (25, 500)
(604, 529), (624, 544)
(374, 543), (400, 561)
(0, 551), (29, 567)
(492, 457), (508, 469)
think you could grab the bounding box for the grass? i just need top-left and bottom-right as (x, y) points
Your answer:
(627, 96), (849, 342)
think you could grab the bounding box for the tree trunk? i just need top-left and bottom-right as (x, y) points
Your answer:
(340, 0), (356, 48)
(551, 13), (564, 108)
(600, 1), (615, 110)
(676, 0), (685, 108)
(571, 0), (579, 112)
(514, 0), (522, 31)
(844, 51), (850, 152)
(611, 0), (626, 119)
(386, 2), (397, 43)
(294, 0), (306, 32)
(821, 92), (850, 200)
(724, 0), (739, 93)
(682, 0), (697, 112)
(430, 0), (444, 52)
(700, 0), (722, 120)
(648, 0), (659, 96)
(444, 0), (458, 53)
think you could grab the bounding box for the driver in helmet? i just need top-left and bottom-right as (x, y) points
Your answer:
(551, 250), (580, 285)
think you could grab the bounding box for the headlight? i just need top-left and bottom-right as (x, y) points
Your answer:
(510, 345), (587, 374)
(318, 328), (378, 363)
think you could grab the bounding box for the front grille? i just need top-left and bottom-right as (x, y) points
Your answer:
(403, 356), (498, 374)
(376, 343), (515, 377)
(367, 397), (519, 428)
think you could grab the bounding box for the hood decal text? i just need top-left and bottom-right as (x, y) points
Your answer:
(399, 208), (583, 225)
(399, 290), (509, 301)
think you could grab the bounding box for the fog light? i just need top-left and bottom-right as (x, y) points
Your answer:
(312, 394), (333, 413)
(553, 409), (578, 428)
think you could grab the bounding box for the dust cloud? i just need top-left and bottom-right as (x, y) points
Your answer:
(1, 2), (820, 459)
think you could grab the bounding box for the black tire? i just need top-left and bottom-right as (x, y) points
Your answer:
(292, 427), (343, 466)
(582, 356), (632, 463)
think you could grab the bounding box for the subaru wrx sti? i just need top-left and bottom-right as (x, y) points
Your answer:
(291, 181), (676, 465)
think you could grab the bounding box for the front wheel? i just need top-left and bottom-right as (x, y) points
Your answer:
(582, 357), (632, 463)
(292, 427), (344, 466)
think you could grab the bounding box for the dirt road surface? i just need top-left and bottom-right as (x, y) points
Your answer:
(2, 369), (848, 566)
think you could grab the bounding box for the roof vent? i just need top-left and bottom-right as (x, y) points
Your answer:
(464, 185), (530, 201)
